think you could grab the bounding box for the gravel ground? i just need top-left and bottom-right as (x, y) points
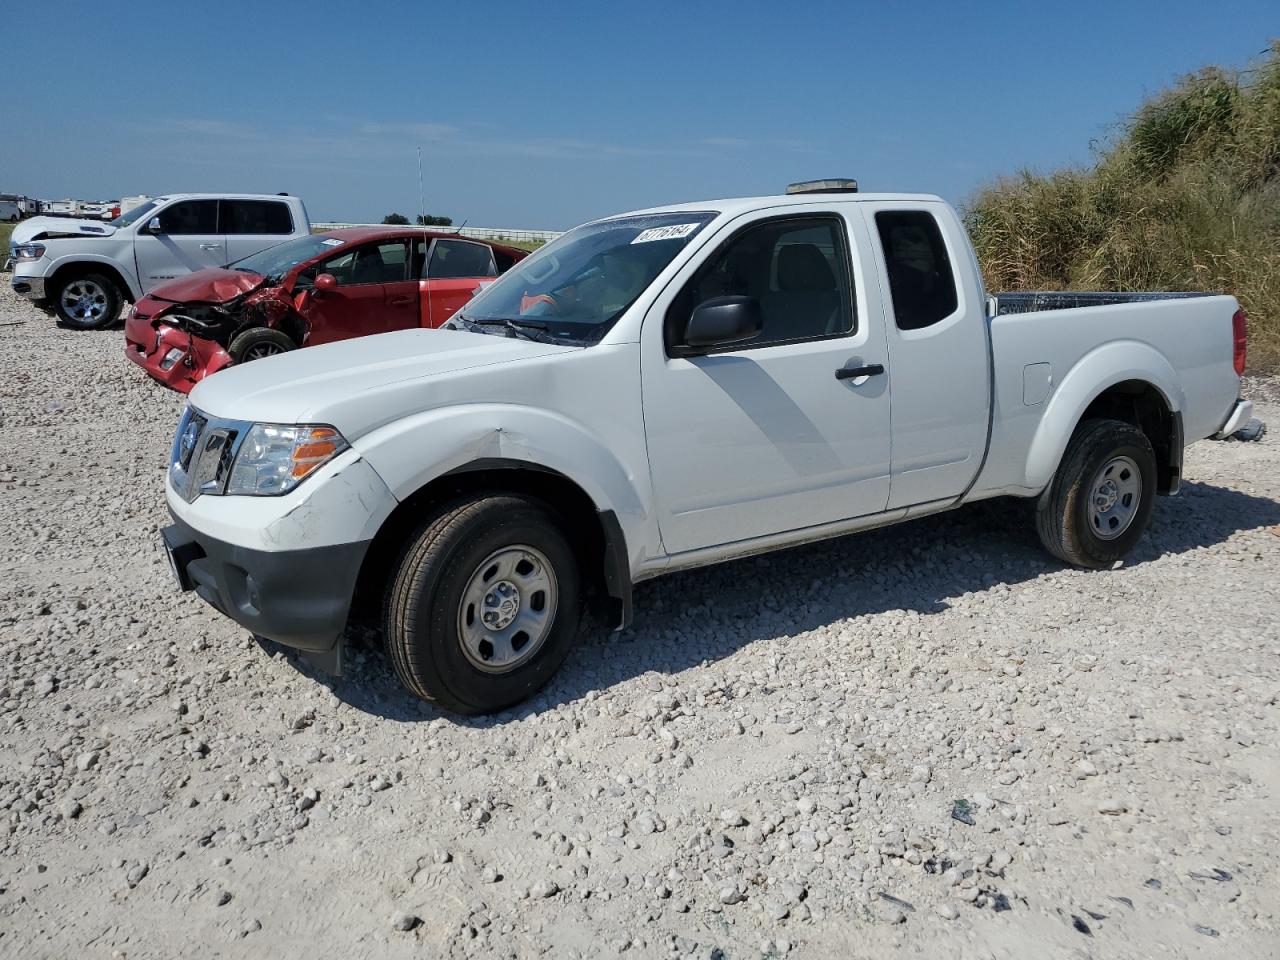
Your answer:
(1, 284), (1278, 959)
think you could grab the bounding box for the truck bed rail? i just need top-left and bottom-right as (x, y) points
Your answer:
(994, 291), (1210, 316)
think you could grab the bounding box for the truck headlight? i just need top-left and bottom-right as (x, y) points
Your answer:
(226, 424), (349, 496)
(12, 243), (46, 261)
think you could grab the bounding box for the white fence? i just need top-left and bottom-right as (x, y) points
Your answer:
(314, 223), (563, 244)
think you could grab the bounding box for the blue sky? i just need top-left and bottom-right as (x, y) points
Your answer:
(8, 1), (1277, 228)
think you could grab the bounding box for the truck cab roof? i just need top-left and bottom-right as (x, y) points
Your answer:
(612, 192), (947, 221)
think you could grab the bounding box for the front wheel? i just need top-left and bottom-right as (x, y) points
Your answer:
(1035, 418), (1157, 568)
(385, 494), (582, 714)
(54, 273), (122, 329)
(227, 327), (296, 364)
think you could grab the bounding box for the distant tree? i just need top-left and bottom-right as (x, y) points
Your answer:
(416, 214), (454, 226)
(382, 212), (410, 225)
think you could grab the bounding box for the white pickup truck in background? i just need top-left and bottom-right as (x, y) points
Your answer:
(159, 180), (1252, 714)
(8, 193), (311, 328)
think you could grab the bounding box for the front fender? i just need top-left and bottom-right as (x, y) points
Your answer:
(352, 403), (655, 572)
(44, 248), (142, 300)
(1024, 340), (1183, 491)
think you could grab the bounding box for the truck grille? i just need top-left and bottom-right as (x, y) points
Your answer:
(169, 406), (250, 502)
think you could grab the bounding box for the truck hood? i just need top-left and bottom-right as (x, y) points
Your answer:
(189, 327), (580, 431)
(149, 268), (266, 304)
(12, 216), (118, 243)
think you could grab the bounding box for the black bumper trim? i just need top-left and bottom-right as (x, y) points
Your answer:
(163, 512), (371, 665)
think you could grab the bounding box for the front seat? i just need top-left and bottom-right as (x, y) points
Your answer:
(764, 244), (841, 339)
(353, 248), (388, 284)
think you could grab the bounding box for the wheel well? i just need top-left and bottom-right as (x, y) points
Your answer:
(275, 312), (306, 347)
(1079, 380), (1182, 494)
(47, 261), (135, 304)
(350, 461), (624, 630)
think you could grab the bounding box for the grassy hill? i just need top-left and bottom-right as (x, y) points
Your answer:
(965, 40), (1280, 371)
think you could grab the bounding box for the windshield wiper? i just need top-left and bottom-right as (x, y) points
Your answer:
(460, 316), (562, 344)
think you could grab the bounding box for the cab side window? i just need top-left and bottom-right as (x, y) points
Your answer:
(320, 240), (408, 285)
(157, 200), (218, 235)
(667, 216), (855, 352)
(427, 239), (498, 279)
(875, 210), (958, 331)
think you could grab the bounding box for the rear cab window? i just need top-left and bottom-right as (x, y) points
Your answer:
(222, 200), (294, 235)
(874, 210), (958, 330)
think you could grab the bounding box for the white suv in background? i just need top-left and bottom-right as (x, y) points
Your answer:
(8, 193), (311, 328)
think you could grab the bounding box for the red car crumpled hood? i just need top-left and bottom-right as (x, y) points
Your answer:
(150, 268), (266, 303)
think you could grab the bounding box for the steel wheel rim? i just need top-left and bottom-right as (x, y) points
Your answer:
(1088, 455), (1142, 540)
(61, 279), (108, 322)
(243, 343), (285, 361)
(458, 544), (558, 674)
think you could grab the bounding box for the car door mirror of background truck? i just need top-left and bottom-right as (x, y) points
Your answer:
(315, 273), (338, 293)
(682, 296), (763, 352)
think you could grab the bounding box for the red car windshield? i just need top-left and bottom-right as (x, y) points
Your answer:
(231, 235), (344, 282)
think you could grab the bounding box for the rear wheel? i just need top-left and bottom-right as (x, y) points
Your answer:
(1035, 418), (1157, 568)
(228, 327), (296, 364)
(385, 494), (581, 714)
(54, 273), (122, 329)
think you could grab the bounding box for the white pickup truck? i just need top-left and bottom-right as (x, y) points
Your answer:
(160, 181), (1253, 714)
(9, 193), (310, 328)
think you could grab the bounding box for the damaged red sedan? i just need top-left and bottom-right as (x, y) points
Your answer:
(124, 228), (529, 393)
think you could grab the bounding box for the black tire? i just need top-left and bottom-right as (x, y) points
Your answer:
(385, 494), (582, 714)
(228, 327), (296, 364)
(53, 272), (122, 330)
(1036, 418), (1157, 568)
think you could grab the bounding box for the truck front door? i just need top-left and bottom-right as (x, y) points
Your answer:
(133, 199), (225, 292)
(862, 203), (989, 509)
(642, 212), (893, 555)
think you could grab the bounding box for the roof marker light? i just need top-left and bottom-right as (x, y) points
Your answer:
(786, 178), (858, 195)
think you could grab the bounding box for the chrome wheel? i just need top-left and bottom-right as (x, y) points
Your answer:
(61, 279), (110, 323)
(1088, 455), (1142, 540)
(458, 545), (558, 674)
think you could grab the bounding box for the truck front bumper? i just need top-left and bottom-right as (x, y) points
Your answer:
(10, 274), (46, 300)
(162, 513), (371, 674)
(1213, 398), (1254, 439)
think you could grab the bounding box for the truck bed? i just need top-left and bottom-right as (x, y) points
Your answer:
(994, 290), (1211, 315)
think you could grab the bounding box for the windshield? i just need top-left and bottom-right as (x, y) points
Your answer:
(458, 212), (716, 343)
(110, 200), (159, 228)
(230, 235), (343, 282)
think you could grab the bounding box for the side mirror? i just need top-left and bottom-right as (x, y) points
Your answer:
(146, 217), (164, 234)
(314, 273), (338, 292)
(684, 296), (763, 351)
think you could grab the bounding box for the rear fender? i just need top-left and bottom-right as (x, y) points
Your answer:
(1024, 340), (1183, 491)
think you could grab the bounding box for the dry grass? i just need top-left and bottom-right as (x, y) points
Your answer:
(965, 40), (1280, 371)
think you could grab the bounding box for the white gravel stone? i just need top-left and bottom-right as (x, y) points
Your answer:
(0, 285), (1275, 958)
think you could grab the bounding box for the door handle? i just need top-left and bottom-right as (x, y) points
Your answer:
(835, 363), (884, 381)
(199, 243), (222, 250)
(388, 297), (413, 307)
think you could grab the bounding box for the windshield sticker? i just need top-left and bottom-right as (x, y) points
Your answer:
(321, 238), (345, 246)
(631, 223), (701, 244)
